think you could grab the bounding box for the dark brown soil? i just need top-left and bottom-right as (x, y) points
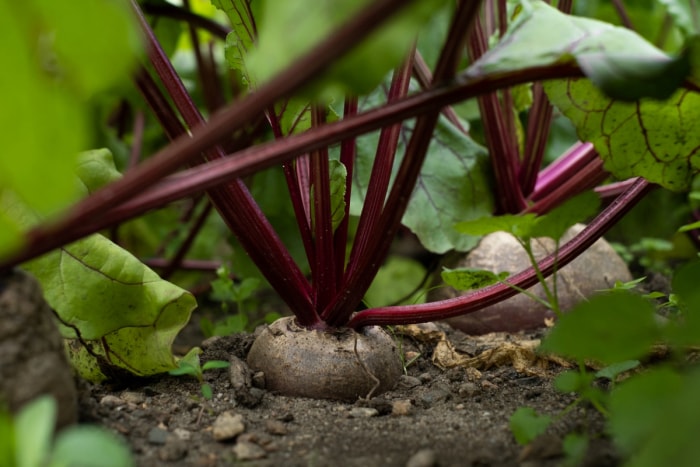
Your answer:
(77, 322), (618, 467)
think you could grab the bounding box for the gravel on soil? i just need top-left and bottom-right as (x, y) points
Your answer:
(77, 323), (619, 467)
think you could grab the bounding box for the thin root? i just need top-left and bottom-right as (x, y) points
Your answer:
(354, 332), (380, 400)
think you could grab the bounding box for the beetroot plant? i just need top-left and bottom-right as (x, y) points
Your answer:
(2, 0), (699, 400)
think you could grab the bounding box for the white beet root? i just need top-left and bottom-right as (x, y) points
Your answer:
(247, 316), (402, 401)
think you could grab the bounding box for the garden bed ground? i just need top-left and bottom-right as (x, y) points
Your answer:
(78, 321), (618, 467)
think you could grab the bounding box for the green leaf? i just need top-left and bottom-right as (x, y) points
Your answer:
(678, 220), (700, 233)
(509, 407), (551, 446)
(168, 362), (200, 378)
(19, 233), (196, 381)
(0, 1), (139, 216)
(214, 0), (258, 86)
(0, 407), (15, 467)
(243, 0), (448, 100)
(595, 360), (641, 381)
(364, 257), (426, 307)
(529, 191), (600, 241)
(15, 396), (55, 467)
(75, 149), (123, 195)
(609, 366), (700, 467)
(554, 370), (594, 393)
(666, 260), (700, 346)
(467, 0), (688, 101)
(441, 267), (509, 291)
(562, 433), (588, 467)
(202, 360), (231, 371)
(350, 84), (494, 253)
(51, 425), (134, 467)
(170, 347), (203, 379)
(454, 213), (538, 240)
(545, 79), (700, 192)
(201, 383), (214, 400)
(540, 291), (661, 364)
(658, 0), (700, 38)
(328, 160), (347, 233)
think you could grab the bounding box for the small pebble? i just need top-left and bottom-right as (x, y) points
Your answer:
(418, 373), (432, 383)
(391, 399), (413, 416)
(99, 395), (124, 408)
(212, 412), (245, 441)
(147, 427), (169, 445)
(406, 448), (436, 467)
(420, 386), (451, 406)
(265, 420), (288, 435)
(173, 428), (191, 441)
(398, 375), (422, 389)
(458, 382), (481, 398)
(158, 438), (187, 462)
(121, 391), (145, 405)
(347, 407), (378, 418)
(233, 440), (267, 460)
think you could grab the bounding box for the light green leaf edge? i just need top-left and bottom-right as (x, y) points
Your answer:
(465, 0), (686, 101)
(545, 79), (700, 191)
(6, 149), (196, 382)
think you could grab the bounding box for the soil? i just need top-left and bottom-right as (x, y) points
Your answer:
(77, 320), (619, 467)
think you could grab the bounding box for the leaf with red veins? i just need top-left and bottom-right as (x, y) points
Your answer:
(546, 78), (700, 192)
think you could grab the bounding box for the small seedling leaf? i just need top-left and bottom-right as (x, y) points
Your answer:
(441, 267), (509, 291)
(169, 362), (200, 379)
(554, 370), (593, 393)
(529, 191), (600, 241)
(15, 396), (55, 467)
(595, 360), (641, 381)
(510, 407), (551, 446)
(562, 433), (589, 467)
(678, 220), (700, 233)
(610, 276), (647, 291)
(51, 425), (134, 467)
(201, 383), (214, 400)
(540, 291), (661, 364)
(202, 360), (231, 371)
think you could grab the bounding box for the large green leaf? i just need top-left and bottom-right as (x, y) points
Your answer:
(351, 82), (493, 254)
(545, 79), (700, 191)
(609, 367), (700, 467)
(540, 291), (661, 364)
(238, 0), (447, 101)
(25, 237), (195, 381)
(658, 0), (700, 39)
(466, 0), (689, 101)
(4, 150), (196, 382)
(0, 0), (139, 214)
(0, 0), (139, 257)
